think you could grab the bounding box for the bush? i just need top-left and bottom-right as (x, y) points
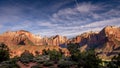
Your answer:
(58, 60), (74, 68)
(19, 50), (34, 63)
(0, 43), (10, 62)
(43, 61), (54, 67)
(37, 60), (45, 64)
(33, 55), (49, 64)
(0, 60), (20, 68)
(42, 49), (63, 61)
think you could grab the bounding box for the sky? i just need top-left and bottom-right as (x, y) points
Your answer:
(0, 0), (120, 38)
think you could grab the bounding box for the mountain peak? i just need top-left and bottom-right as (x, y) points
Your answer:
(17, 30), (30, 33)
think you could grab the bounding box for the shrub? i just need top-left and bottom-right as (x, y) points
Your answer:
(19, 50), (34, 63)
(42, 49), (63, 61)
(37, 60), (45, 64)
(58, 60), (74, 68)
(33, 55), (49, 64)
(43, 61), (54, 67)
(0, 43), (10, 62)
(0, 60), (20, 68)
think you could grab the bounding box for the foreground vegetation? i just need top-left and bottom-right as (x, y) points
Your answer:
(0, 43), (120, 68)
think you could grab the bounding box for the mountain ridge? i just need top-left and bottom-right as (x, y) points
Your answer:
(0, 26), (120, 60)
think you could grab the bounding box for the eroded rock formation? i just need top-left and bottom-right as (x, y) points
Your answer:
(68, 26), (120, 59)
(0, 26), (120, 59)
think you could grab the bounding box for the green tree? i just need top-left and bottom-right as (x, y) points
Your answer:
(78, 49), (102, 68)
(42, 49), (63, 61)
(67, 43), (102, 68)
(49, 49), (63, 61)
(19, 50), (34, 63)
(67, 43), (81, 61)
(42, 49), (49, 55)
(0, 43), (10, 62)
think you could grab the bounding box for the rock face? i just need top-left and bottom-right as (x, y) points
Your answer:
(0, 30), (68, 58)
(97, 26), (120, 59)
(68, 31), (99, 49)
(68, 26), (120, 59)
(41, 35), (67, 46)
(0, 30), (40, 46)
(0, 26), (120, 59)
(0, 30), (67, 46)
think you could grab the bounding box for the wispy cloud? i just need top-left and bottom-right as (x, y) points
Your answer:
(76, 2), (101, 13)
(0, 0), (120, 38)
(82, 18), (120, 28)
(37, 21), (58, 27)
(48, 2), (120, 37)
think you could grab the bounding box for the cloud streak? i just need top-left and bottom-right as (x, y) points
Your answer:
(0, 0), (120, 38)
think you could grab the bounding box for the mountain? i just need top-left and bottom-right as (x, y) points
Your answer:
(0, 30), (39, 46)
(41, 35), (67, 46)
(68, 26), (120, 60)
(0, 30), (67, 46)
(0, 26), (120, 60)
(0, 30), (68, 58)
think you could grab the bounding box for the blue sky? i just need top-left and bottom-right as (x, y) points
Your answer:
(0, 0), (120, 37)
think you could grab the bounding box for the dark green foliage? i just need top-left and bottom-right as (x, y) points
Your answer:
(19, 50), (34, 63)
(0, 43), (10, 62)
(43, 61), (54, 67)
(67, 43), (102, 68)
(0, 43), (20, 68)
(67, 43), (80, 55)
(33, 55), (49, 64)
(67, 43), (81, 61)
(42, 49), (49, 55)
(42, 49), (63, 61)
(58, 60), (74, 68)
(77, 50), (102, 68)
(37, 60), (45, 64)
(0, 60), (20, 68)
(49, 49), (62, 61)
(11, 56), (19, 63)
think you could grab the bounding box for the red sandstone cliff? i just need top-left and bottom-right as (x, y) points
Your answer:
(68, 26), (120, 59)
(0, 30), (67, 46)
(0, 26), (120, 59)
(0, 30), (40, 46)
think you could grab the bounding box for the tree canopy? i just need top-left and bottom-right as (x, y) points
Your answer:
(0, 43), (10, 62)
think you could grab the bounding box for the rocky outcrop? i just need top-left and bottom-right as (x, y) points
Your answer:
(68, 26), (120, 59)
(97, 26), (120, 59)
(0, 30), (68, 58)
(68, 31), (99, 49)
(0, 26), (120, 59)
(0, 30), (40, 46)
(0, 30), (67, 46)
(41, 35), (67, 46)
